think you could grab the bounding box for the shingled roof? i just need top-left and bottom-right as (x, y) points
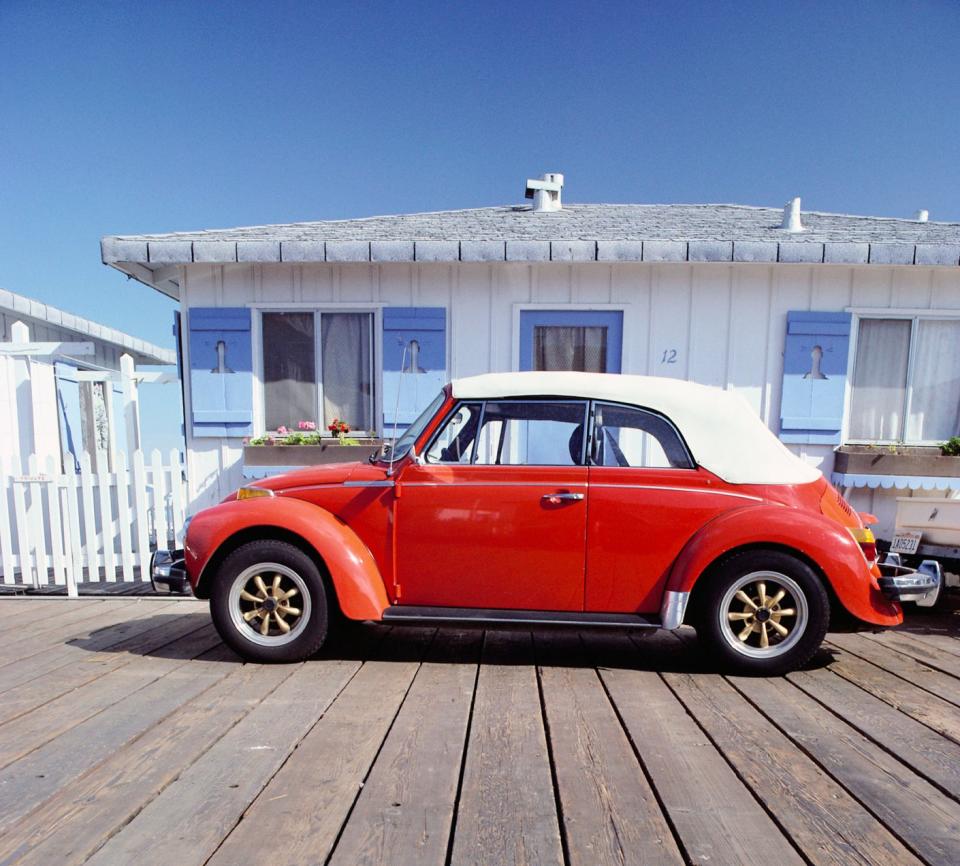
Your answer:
(102, 203), (960, 298)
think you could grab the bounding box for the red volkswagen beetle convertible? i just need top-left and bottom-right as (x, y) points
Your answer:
(153, 372), (938, 674)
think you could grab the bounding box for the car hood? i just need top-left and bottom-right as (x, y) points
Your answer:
(252, 461), (369, 492)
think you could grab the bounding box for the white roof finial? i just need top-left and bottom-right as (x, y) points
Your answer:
(781, 197), (803, 232)
(914, 209), (929, 222)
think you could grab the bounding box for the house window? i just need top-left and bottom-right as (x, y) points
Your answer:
(848, 317), (960, 443)
(261, 311), (374, 433)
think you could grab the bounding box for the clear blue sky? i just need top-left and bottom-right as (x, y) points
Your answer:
(2, 0), (958, 450)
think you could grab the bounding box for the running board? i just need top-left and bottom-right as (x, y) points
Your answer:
(381, 605), (662, 629)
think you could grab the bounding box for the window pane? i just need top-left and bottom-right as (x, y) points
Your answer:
(593, 403), (692, 468)
(474, 401), (587, 465)
(425, 403), (482, 463)
(534, 326), (607, 372)
(321, 313), (372, 432)
(907, 320), (960, 441)
(849, 319), (910, 440)
(262, 312), (316, 431)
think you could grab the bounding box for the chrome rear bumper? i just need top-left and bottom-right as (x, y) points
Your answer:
(877, 559), (941, 603)
(150, 549), (190, 595)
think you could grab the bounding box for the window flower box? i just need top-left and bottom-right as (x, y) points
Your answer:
(243, 439), (382, 467)
(833, 445), (960, 478)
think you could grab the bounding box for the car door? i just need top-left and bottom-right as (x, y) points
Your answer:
(395, 399), (589, 611)
(585, 401), (745, 614)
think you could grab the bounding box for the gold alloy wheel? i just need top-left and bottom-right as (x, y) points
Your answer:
(229, 563), (311, 646)
(719, 570), (809, 658)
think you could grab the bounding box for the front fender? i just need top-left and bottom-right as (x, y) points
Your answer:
(184, 497), (390, 620)
(667, 505), (902, 627)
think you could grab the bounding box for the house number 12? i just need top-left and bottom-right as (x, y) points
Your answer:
(660, 349), (678, 364)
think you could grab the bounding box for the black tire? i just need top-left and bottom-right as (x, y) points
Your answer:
(694, 550), (829, 676)
(209, 540), (329, 663)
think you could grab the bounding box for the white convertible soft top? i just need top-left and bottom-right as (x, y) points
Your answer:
(451, 372), (822, 486)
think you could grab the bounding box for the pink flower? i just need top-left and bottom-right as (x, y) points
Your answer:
(277, 426), (288, 435)
(298, 421), (317, 431)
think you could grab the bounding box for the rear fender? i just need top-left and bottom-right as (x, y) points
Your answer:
(184, 497), (390, 620)
(668, 505), (902, 627)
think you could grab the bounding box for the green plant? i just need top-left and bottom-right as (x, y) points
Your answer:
(941, 437), (960, 457)
(247, 436), (269, 446)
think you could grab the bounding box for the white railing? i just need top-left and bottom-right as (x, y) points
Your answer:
(0, 449), (187, 596)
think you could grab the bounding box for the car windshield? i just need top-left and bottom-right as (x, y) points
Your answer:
(374, 390), (446, 464)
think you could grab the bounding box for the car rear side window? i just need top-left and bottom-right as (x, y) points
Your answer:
(592, 402), (693, 469)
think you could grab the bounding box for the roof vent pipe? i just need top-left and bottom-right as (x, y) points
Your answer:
(525, 173), (564, 212)
(781, 197), (803, 232)
(914, 209), (929, 222)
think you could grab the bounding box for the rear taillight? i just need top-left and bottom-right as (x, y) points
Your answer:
(848, 526), (877, 563)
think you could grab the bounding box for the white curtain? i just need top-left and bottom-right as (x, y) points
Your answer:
(907, 320), (960, 441)
(534, 326), (607, 372)
(262, 312), (316, 431)
(849, 319), (910, 441)
(321, 313), (372, 431)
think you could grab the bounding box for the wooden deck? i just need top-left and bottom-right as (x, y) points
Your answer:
(0, 597), (957, 866)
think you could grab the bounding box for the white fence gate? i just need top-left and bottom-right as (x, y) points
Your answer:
(0, 448), (187, 596)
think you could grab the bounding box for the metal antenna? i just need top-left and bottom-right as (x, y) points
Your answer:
(388, 342), (409, 476)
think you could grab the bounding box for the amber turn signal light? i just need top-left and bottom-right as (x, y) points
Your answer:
(236, 486), (275, 501)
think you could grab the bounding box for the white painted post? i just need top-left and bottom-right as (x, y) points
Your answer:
(9, 321), (31, 473)
(120, 354), (141, 458)
(116, 451), (134, 581)
(169, 448), (185, 545)
(132, 449), (150, 577)
(150, 448), (168, 552)
(27, 454), (48, 587)
(79, 451), (97, 580)
(44, 455), (67, 586)
(95, 449), (117, 581)
(12, 473), (32, 586)
(0, 456), (14, 584)
(63, 453), (83, 593)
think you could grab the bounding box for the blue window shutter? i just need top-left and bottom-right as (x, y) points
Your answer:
(779, 311), (851, 444)
(382, 307), (447, 430)
(188, 307), (253, 438)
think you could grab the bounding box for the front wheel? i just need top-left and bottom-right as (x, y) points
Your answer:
(695, 551), (829, 675)
(210, 540), (330, 663)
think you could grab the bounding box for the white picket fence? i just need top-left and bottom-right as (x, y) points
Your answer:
(0, 449), (187, 595)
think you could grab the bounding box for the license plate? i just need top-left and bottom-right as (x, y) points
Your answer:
(891, 530), (922, 555)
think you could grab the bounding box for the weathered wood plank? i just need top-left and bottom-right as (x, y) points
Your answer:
(0, 643), (236, 833)
(595, 634), (805, 866)
(0, 612), (213, 726)
(731, 674), (960, 865)
(537, 632), (683, 866)
(206, 627), (435, 866)
(328, 630), (480, 866)
(824, 642), (960, 742)
(0, 600), (197, 694)
(860, 629), (960, 679)
(903, 629), (960, 659)
(84, 655), (362, 866)
(0, 624), (223, 770)
(450, 630), (565, 866)
(789, 666), (960, 800)
(0, 660), (295, 866)
(666, 671), (924, 866)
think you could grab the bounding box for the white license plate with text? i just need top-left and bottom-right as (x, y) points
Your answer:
(890, 531), (922, 555)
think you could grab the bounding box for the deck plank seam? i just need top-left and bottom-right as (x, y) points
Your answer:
(855, 632), (960, 681)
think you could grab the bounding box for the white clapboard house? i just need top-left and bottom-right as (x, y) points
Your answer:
(101, 174), (960, 540)
(0, 288), (185, 592)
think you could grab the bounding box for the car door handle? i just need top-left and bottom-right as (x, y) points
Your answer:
(542, 492), (585, 505)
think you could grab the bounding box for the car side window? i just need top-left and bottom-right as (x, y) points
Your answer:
(592, 402), (693, 469)
(425, 403), (483, 463)
(474, 401), (588, 466)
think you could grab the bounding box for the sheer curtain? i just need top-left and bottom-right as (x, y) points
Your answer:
(534, 326), (607, 372)
(321, 313), (372, 431)
(262, 312), (316, 431)
(907, 320), (960, 441)
(848, 319), (910, 441)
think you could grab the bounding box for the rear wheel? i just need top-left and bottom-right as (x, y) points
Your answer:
(210, 540), (329, 663)
(695, 550), (829, 675)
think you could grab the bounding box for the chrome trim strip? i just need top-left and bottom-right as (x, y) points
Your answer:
(343, 480), (396, 488)
(590, 483), (762, 502)
(401, 481), (588, 488)
(660, 590), (690, 630)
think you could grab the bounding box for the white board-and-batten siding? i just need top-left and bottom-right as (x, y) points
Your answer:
(178, 261), (960, 528)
